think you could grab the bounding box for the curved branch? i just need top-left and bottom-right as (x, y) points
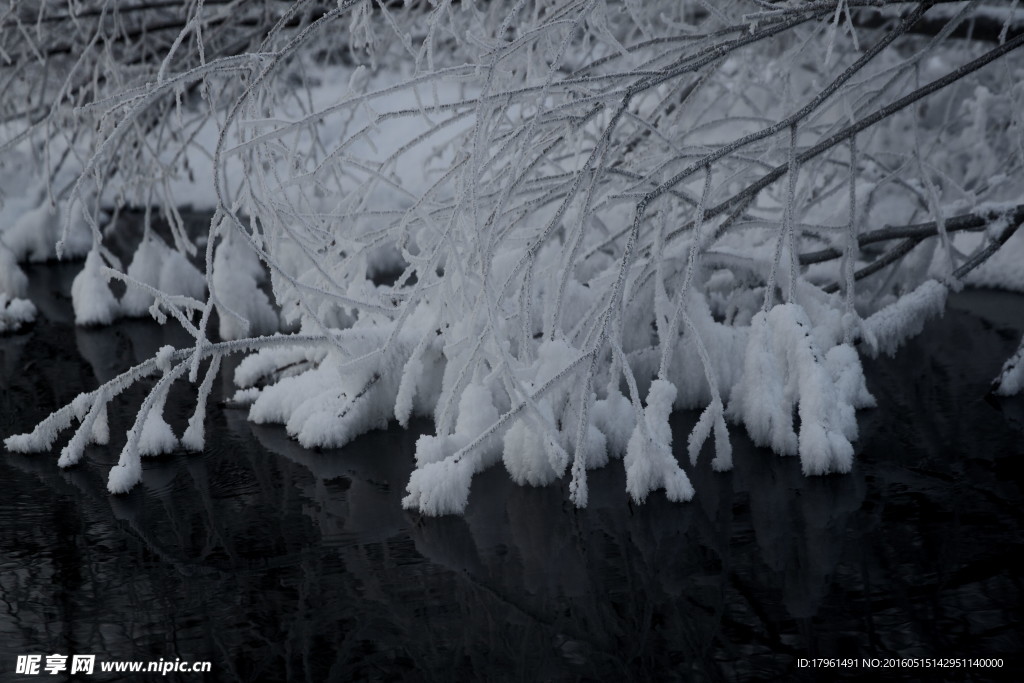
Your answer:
(800, 204), (1024, 265)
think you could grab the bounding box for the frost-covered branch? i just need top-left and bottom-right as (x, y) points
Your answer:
(2, 0), (1023, 515)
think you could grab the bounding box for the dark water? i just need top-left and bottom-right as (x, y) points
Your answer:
(1, 263), (1022, 682)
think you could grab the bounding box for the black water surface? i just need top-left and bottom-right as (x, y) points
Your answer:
(1, 263), (1022, 682)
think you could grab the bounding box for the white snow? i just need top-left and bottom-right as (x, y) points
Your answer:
(0, 244), (28, 298)
(0, 294), (36, 334)
(393, 355), (424, 428)
(154, 345), (176, 373)
(1, 201), (61, 263)
(417, 382), (502, 467)
(234, 341), (321, 388)
(137, 385), (179, 457)
(181, 354), (221, 451)
(502, 400), (561, 486)
(71, 249), (120, 326)
(591, 390), (635, 458)
(994, 335), (1024, 396)
(1, 195), (93, 263)
(56, 195), (98, 260)
(861, 279), (948, 358)
(404, 381), (513, 515)
(59, 392), (108, 468)
(964, 226), (1024, 293)
(2, 1), (1020, 511)
(212, 234), (278, 340)
(624, 380), (695, 504)
(687, 396), (732, 472)
(245, 327), (436, 451)
(107, 457), (142, 494)
(727, 303), (875, 477)
(228, 387), (262, 406)
(120, 236), (206, 318)
(401, 458), (478, 517)
(493, 339), (581, 485)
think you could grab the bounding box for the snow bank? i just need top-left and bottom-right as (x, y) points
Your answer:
(0, 294), (36, 334)
(727, 303), (875, 476)
(0, 244), (28, 298)
(120, 236), (206, 318)
(2, 203), (60, 262)
(1, 197), (93, 263)
(212, 235), (277, 340)
(71, 249), (120, 325)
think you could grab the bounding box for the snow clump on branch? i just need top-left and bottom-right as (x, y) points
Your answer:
(2, 1), (1024, 513)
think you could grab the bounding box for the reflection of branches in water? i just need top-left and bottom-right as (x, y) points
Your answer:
(245, 412), (690, 677)
(392, 475), (728, 678)
(0, 456), (197, 667)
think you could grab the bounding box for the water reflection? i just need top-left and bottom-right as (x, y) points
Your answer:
(1, 263), (1021, 681)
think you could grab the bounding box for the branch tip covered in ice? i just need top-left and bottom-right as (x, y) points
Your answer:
(994, 335), (1024, 397)
(861, 280), (948, 358)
